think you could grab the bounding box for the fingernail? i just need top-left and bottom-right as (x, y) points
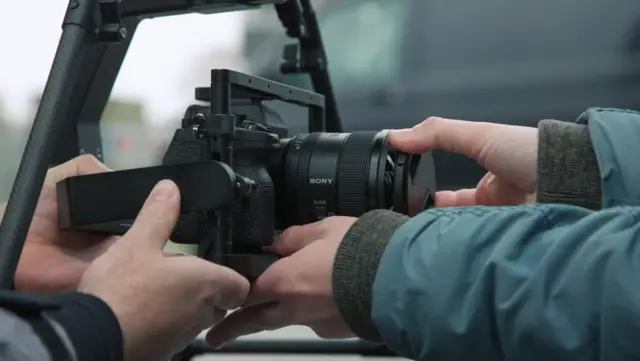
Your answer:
(151, 180), (177, 201)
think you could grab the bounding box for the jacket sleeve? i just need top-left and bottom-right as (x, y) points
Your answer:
(0, 291), (123, 361)
(577, 108), (640, 208)
(369, 204), (640, 361)
(0, 308), (56, 361)
(536, 107), (640, 209)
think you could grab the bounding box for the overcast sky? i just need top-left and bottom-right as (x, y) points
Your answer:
(0, 1), (247, 127)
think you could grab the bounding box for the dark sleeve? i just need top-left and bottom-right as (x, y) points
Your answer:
(536, 119), (602, 209)
(46, 292), (123, 361)
(0, 308), (56, 361)
(332, 209), (409, 342)
(0, 291), (123, 361)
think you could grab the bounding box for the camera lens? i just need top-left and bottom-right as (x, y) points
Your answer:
(278, 131), (397, 225)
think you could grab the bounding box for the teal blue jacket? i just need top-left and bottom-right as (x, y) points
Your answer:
(333, 108), (640, 361)
(376, 108), (640, 360)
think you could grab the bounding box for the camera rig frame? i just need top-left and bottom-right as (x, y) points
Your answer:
(0, 0), (341, 289)
(0, 0), (399, 358)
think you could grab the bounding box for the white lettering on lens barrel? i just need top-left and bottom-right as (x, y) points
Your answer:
(309, 178), (334, 185)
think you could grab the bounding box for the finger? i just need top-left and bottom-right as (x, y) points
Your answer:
(476, 174), (528, 206)
(205, 303), (289, 348)
(243, 259), (291, 307)
(270, 222), (325, 256)
(211, 308), (227, 325)
(123, 180), (181, 251)
(163, 251), (188, 257)
(388, 117), (499, 165)
(434, 189), (478, 207)
(310, 320), (355, 339)
(46, 154), (112, 186)
(205, 264), (250, 310)
(193, 307), (228, 336)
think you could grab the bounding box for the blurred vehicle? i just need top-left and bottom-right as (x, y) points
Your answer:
(244, 0), (640, 190)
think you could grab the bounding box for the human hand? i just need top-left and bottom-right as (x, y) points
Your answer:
(10, 154), (118, 293)
(206, 216), (357, 348)
(79, 180), (250, 361)
(389, 117), (538, 207)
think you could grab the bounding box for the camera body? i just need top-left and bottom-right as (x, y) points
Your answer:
(57, 69), (437, 277)
(163, 104), (282, 249)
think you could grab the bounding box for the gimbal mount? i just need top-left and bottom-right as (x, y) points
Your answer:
(0, 1), (402, 358)
(0, 0), (342, 289)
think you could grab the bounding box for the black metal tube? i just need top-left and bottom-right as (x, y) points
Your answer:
(0, 10), (92, 288)
(171, 339), (398, 360)
(299, 0), (343, 133)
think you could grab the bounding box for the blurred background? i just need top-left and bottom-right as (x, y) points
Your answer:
(2, 0), (640, 360)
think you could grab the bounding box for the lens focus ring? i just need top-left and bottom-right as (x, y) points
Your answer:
(337, 132), (377, 216)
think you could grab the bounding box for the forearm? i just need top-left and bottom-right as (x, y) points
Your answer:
(336, 205), (640, 361)
(0, 291), (123, 361)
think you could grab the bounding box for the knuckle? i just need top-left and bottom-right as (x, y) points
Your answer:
(279, 226), (299, 240)
(417, 116), (441, 130)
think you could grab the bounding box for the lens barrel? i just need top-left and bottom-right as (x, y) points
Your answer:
(280, 131), (405, 225)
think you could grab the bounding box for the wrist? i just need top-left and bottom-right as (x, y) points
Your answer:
(332, 210), (409, 342)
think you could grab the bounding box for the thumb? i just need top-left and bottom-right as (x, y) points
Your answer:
(124, 180), (181, 251)
(388, 117), (498, 165)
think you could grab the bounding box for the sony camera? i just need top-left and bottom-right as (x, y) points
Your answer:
(56, 69), (436, 277)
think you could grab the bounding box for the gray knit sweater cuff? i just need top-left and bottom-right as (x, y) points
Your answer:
(537, 119), (602, 210)
(332, 209), (409, 343)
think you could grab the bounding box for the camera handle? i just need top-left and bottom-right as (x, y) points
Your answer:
(0, 0), (338, 289)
